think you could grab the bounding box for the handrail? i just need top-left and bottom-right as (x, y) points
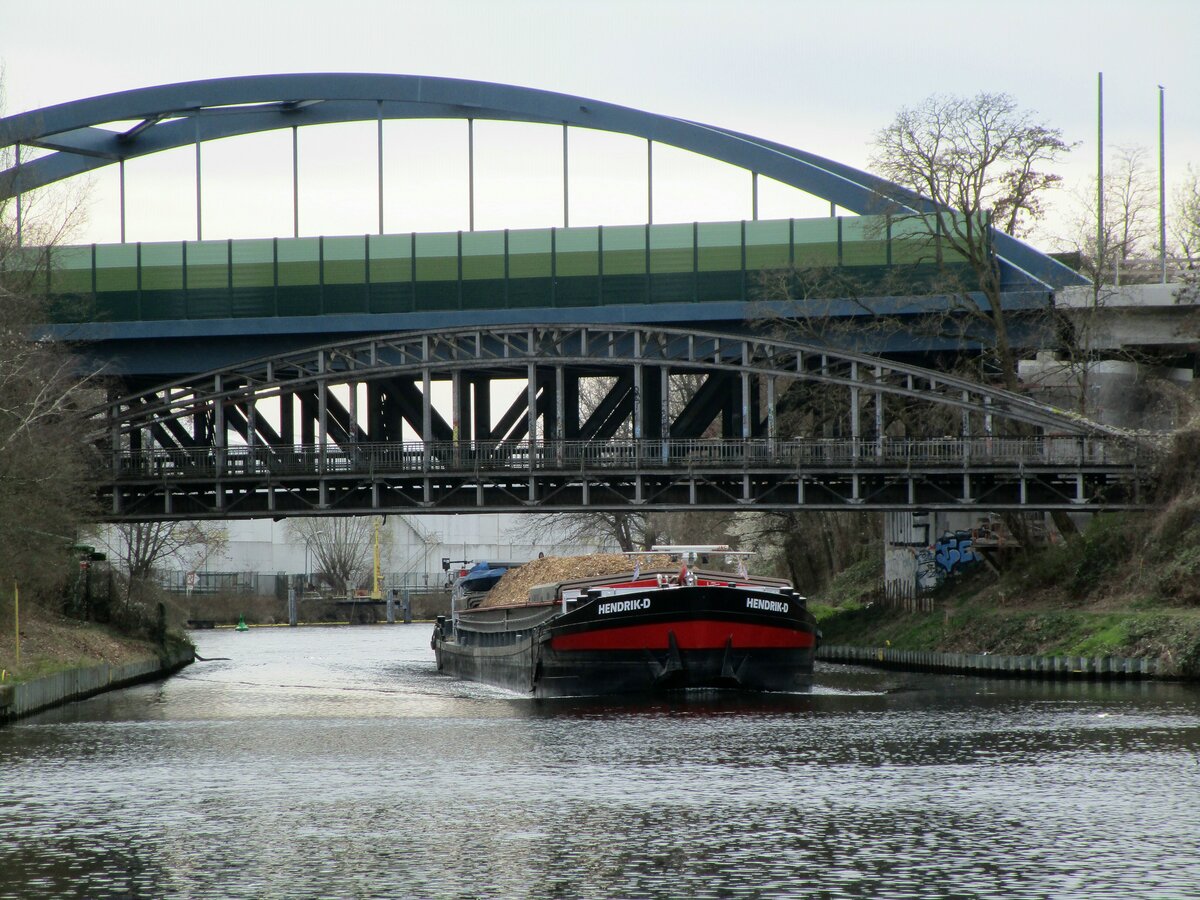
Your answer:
(112, 436), (1149, 480)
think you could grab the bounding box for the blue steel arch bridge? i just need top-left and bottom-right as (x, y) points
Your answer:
(0, 75), (1151, 520)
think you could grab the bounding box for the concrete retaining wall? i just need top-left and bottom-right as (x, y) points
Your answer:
(0, 643), (194, 724)
(817, 644), (1160, 679)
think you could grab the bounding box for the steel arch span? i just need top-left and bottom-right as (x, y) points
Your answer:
(96, 324), (1149, 521)
(1, 73), (1084, 291)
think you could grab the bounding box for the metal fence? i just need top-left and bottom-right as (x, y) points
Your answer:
(156, 570), (445, 597)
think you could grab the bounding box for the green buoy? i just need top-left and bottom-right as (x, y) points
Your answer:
(236, 615), (249, 632)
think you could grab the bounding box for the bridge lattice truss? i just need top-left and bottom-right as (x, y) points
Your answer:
(99, 325), (1151, 520)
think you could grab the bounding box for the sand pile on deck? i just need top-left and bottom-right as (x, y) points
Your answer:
(480, 553), (673, 607)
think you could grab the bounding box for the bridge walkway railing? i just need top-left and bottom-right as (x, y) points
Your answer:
(113, 436), (1150, 481)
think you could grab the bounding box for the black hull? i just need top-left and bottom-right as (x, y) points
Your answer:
(433, 585), (817, 698)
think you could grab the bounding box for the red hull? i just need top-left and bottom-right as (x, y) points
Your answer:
(550, 619), (816, 652)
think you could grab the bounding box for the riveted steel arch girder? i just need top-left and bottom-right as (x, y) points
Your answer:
(98, 323), (1129, 442)
(0, 73), (1085, 290)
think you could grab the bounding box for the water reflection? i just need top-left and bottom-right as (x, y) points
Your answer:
(2, 625), (1199, 899)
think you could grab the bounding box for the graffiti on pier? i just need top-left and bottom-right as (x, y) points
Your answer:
(913, 548), (939, 591)
(934, 530), (978, 575)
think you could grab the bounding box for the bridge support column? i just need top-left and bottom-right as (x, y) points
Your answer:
(883, 512), (933, 610)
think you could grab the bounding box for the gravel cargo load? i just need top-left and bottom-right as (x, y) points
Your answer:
(481, 553), (674, 607)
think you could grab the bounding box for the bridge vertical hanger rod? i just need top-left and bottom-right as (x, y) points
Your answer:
(247, 390), (257, 460)
(377, 100), (385, 235)
(752, 172), (758, 221)
(849, 361), (860, 459)
(766, 374), (776, 459)
(526, 360), (538, 453)
(194, 117), (202, 241)
(422, 337), (432, 472)
(556, 365), (566, 466)
(109, 394), (121, 513)
(634, 332), (644, 440)
(562, 124), (569, 228)
(646, 140), (653, 225)
(874, 366), (884, 458)
(292, 126), (299, 238)
(13, 143), (20, 247)
(348, 380), (358, 444)
(119, 159), (126, 244)
(961, 390), (971, 467)
(740, 344), (751, 441)
(661, 366), (670, 464)
(317, 354), (328, 478)
(468, 119), (475, 232)
(213, 375), (225, 510)
(451, 370), (461, 467)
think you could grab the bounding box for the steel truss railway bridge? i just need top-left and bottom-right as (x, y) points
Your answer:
(1, 75), (1155, 521)
(97, 324), (1151, 521)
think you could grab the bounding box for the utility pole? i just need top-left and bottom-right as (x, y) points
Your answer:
(1158, 85), (1167, 284)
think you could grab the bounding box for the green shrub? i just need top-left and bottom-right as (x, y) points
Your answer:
(1070, 513), (1136, 598)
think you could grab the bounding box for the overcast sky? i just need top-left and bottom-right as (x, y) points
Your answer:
(3, 0), (1198, 248)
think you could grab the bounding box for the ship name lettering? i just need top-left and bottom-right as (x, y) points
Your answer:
(745, 598), (789, 614)
(597, 598), (651, 615)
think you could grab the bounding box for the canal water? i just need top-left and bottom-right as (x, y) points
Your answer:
(2, 626), (1199, 899)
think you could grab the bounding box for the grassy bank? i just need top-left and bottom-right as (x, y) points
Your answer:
(811, 465), (1200, 677)
(0, 601), (178, 685)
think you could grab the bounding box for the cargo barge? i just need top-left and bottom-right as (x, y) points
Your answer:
(431, 547), (818, 697)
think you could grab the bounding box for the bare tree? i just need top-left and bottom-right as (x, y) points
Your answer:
(520, 510), (660, 554)
(107, 521), (229, 587)
(869, 92), (1072, 389)
(1061, 146), (1157, 286)
(288, 516), (389, 594)
(0, 92), (97, 602)
(1036, 146), (1162, 416)
(1172, 165), (1200, 301)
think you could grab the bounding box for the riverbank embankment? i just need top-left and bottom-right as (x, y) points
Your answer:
(817, 643), (1159, 678)
(0, 640), (193, 724)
